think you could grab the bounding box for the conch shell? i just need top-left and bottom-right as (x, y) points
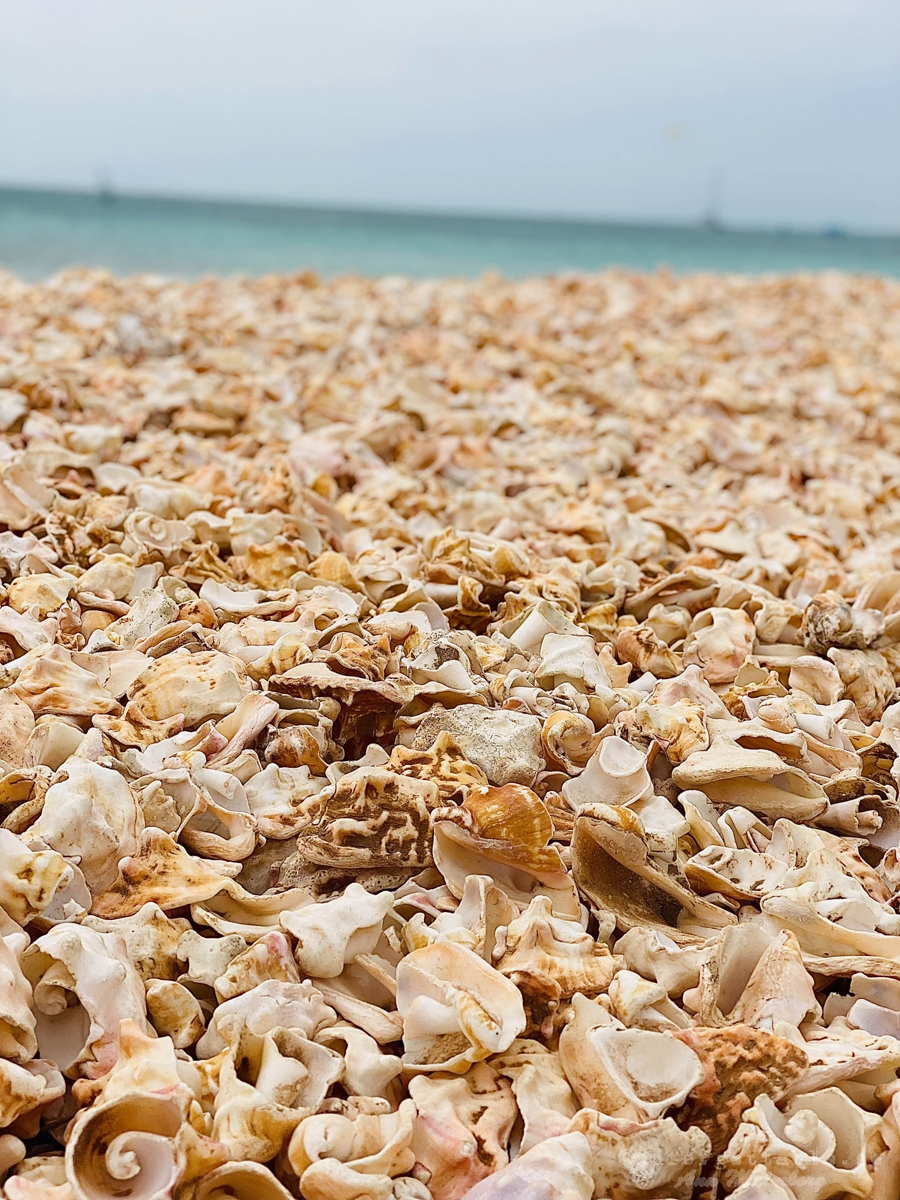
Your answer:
(719, 1088), (881, 1200)
(432, 784), (580, 918)
(21, 925), (149, 1078)
(558, 994), (704, 1120)
(396, 942), (526, 1072)
(459, 1131), (593, 1200)
(494, 896), (621, 1033)
(408, 1062), (517, 1200)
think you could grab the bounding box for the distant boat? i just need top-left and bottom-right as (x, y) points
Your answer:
(823, 225), (847, 238)
(95, 167), (116, 204)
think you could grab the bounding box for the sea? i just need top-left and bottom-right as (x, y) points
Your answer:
(2, 187), (899, 282)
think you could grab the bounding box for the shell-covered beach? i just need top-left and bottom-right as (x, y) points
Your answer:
(2, 266), (900, 1198)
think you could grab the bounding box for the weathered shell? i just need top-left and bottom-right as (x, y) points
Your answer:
(400, 705), (543, 786)
(719, 1088), (881, 1200)
(558, 994), (704, 1120)
(460, 1131), (593, 1200)
(396, 942), (526, 1072)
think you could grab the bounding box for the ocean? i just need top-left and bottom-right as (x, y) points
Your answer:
(2, 187), (899, 281)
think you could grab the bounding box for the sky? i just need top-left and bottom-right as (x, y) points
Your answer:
(0, 0), (898, 232)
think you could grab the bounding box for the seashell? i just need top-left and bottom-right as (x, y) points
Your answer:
(0, 1058), (65, 1142)
(24, 715), (85, 771)
(269, 664), (413, 757)
(192, 883), (315, 938)
(0, 691), (36, 768)
(196, 978), (336, 1060)
(727, 1165), (801, 1200)
(789, 655), (845, 705)
(432, 786), (581, 918)
(403, 873), (517, 960)
(613, 926), (706, 997)
(21, 924), (149, 1078)
(491, 1038), (579, 1152)
(567, 1107), (711, 1200)
(541, 711), (598, 774)
(295, 766), (440, 871)
(685, 843), (792, 901)
(145, 979), (206, 1048)
(210, 1035), (341, 1163)
(0, 1136), (27, 1181)
(0, 829), (71, 928)
(0, 933), (36, 1064)
(100, 588), (180, 650)
(126, 649), (251, 728)
(670, 1024), (809, 1154)
(684, 925), (820, 1028)
(398, 705), (543, 787)
(0, 459), (54, 532)
(287, 1097), (417, 1200)
(458, 1131), (593, 1200)
(616, 622), (685, 679)
(802, 591), (884, 654)
(65, 1088), (200, 1200)
(798, 1020), (900, 1092)
(572, 804), (736, 936)
(605, 969), (691, 1031)
(683, 606), (755, 684)
(534, 631), (618, 692)
(281, 884), (393, 978)
(719, 1088), (881, 1200)
(206, 929), (298, 1001)
(242, 762), (330, 840)
(7, 573), (75, 618)
(562, 735), (653, 812)
(312, 972), (403, 1046)
(494, 896), (621, 1034)
(408, 1063), (517, 1200)
(82, 903), (191, 982)
(187, 1162), (294, 1200)
(616, 698), (709, 765)
(9, 260), (900, 1200)
(10, 645), (120, 717)
(558, 994), (704, 1120)
(76, 554), (136, 601)
(672, 727), (828, 822)
(316, 1024), (403, 1098)
(30, 760), (142, 895)
(90, 828), (240, 918)
(828, 648), (895, 724)
(396, 941), (526, 1072)
(388, 731), (489, 803)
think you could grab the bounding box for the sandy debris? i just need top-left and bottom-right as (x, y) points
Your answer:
(0, 267), (899, 1197)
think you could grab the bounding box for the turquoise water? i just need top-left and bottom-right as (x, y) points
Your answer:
(2, 187), (899, 280)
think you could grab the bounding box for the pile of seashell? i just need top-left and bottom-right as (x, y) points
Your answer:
(0, 265), (899, 1199)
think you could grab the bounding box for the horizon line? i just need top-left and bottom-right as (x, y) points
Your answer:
(2, 181), (898, 243)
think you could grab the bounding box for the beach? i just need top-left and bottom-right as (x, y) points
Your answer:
(3, 265), (900, 1196)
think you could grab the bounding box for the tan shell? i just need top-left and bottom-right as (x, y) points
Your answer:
(572, 805), (736, 936)
(408, 1063), (517, 1200)
(6, 263), (900, 1200)
(295, 766), (440, 870)
(396, 942), (526, 1072)
(400, 705), (544, 787)
(494, 896), (622, 1034)
(433, 787), (581, 918)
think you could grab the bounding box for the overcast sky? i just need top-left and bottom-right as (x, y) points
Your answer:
(1, 0), (898, 231)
